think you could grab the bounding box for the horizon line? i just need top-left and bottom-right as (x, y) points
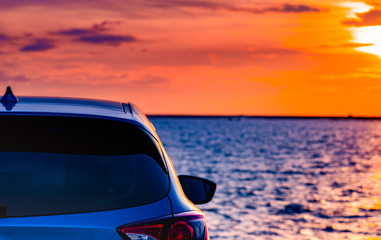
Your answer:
(147, 114), (381, 120)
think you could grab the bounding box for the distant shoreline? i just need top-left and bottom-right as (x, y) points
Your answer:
(148, 115), (381, 120)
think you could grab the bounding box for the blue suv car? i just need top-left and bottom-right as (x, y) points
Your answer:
(0, 87), (216, 240)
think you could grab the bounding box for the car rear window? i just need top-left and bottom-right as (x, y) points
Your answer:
(0, 116), (169, 217)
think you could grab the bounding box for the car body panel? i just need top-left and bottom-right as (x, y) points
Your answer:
(0, 97), (158, 135)
(0, 197), (172, 240)
(1, 97), (127, 118)
(163, 150), (200, 214)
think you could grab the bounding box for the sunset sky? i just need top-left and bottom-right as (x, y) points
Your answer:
(1, 0), (381, 116)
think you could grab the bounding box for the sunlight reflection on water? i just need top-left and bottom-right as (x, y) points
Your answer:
(151, 117), (381, 239)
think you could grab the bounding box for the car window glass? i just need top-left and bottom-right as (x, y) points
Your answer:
(0, 116), (169, 217)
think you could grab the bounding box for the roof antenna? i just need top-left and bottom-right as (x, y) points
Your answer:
(1, 86), (18, 103)
(1, 86), (18, 111)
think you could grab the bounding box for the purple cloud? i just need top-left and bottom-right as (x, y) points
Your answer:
(0, 71), (31, 82)
(19, 38), (56, 52)
(0, 33), (19, 42)
(53, 21), (121, 36)
(56, 28), (95, 36)
(266, 4), (320, 13)
(0, 0), (113, 9)
(150, 1), (321, 14)
(0, 33), (11, 41)
(75, 34), (137, 46)
(52, 21), (134, 46)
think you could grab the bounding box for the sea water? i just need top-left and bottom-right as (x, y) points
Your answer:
(150, 117), (381, 240)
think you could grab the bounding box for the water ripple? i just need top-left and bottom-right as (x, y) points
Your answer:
(151, 117), (381, 239)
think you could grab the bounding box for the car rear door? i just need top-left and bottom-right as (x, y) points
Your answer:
(0, 197), (172, 240)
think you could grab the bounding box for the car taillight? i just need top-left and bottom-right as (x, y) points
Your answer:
(168, 221), (193, 240)
(121, 224), (164, 240)
(117, 212), (209, 240)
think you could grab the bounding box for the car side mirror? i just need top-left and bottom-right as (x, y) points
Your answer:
(178, 175), (216, 204)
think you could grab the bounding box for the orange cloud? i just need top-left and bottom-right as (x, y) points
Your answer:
(343, 8), (381, 26)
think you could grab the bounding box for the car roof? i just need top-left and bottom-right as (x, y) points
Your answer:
(0, 90), (156, 135)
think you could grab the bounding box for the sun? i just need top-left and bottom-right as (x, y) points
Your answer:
(351, 26), (381, 58)
(341, 2), (381, 58)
